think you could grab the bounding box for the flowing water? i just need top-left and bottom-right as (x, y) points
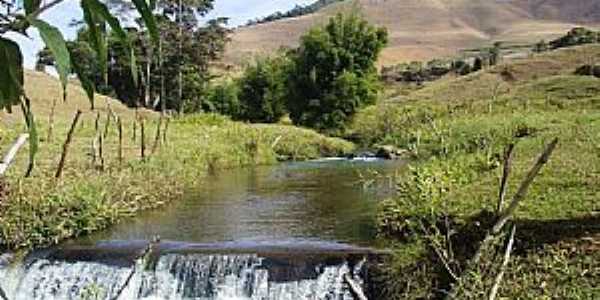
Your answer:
(0, 158), (403, 300)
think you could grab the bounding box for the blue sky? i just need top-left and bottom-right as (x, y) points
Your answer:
(8, 0), (315, 69)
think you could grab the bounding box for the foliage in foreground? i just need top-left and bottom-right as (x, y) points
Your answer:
(363, 45), (600, 298)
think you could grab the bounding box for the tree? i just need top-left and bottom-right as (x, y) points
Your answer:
(1, 0), (159, 174)
(489, 42), (502, 66)
(549, 27), (600, 49)
(36, 15), (230, 111)
(203, 79), (240, 116)
(533, 40), (549, 53)
(473, 57), (484, 72)
(287, 13), (388, 131)
(237, 56), (289, 123)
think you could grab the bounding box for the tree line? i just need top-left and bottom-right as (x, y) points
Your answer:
(245, 0), (344, 26)
(208, 13), (388, 132)
(37, 0), (230, 113)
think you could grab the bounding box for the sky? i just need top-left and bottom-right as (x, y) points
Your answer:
(6, 0), (315, 69)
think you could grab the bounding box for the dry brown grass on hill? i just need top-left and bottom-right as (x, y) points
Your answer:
(223, 0), (600, 66)
(0, 71), (155, 128)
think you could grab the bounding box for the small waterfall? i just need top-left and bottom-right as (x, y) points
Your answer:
(0, 244), (373, 300)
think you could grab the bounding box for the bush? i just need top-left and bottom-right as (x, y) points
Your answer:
(204, 80), (241, 117)
(575, 64), (600, 78)
(237, 56), (289, 123)
(287, 13), (388, 131)
(550, 27), (600, 49)
(533, 40), (549, 53)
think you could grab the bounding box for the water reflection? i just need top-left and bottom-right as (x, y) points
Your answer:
(76, 159), (404, 246)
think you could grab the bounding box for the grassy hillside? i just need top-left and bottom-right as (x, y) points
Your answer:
(0, 71), (353, 249)
(353, 45), (600, 298)
(224, 0), (600, 66)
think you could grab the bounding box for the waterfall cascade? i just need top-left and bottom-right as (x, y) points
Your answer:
(0, 243), (375, 300)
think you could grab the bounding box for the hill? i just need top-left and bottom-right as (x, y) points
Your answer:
(224, 0), (600, 66)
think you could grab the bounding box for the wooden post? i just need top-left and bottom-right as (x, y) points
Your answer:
(92, 112), (100, 166)
(118, 117), (123, 166)
(0, 134), (29, 176)
(55, 110), (82, 179)
(140, 118), (146, 160)
(95, 111), (100, 133)
(344, 273), (368, 300)
(492, 138), (558, 234)
(47, 97), (58, 142)
(132, 119), (137, 142)
(152, 115), (163, 154)
(497, 144), (515, 215)
(103, 110), (112, 139)
(488, 225), (516, 300)
(98, 134), (104, 170)
(162, 116), (170, 145)
(0, 283), (9, 300)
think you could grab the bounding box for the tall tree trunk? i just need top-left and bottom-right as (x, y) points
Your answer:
(159, 33), (165, 113)
(177, 0), (183, 114)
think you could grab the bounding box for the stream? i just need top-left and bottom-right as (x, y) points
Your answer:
(0, 158), (403, 300)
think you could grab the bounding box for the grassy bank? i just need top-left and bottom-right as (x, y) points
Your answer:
(352, 45), (600, 298)
(0, 71), (354, 249)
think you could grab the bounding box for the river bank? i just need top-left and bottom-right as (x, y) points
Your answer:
(351, 45), (600, 298)
(0, 73), (354, 249)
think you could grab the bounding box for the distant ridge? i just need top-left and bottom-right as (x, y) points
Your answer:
(244, 0), (345, 27)
(224, 0), (600, 66)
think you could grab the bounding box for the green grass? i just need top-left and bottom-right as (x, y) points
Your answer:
(0, 74), (353, 249)
(353, 44), (600, 298)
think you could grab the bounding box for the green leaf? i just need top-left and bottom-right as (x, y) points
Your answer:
(24, 0), (42, 15)
(20, 98), (38, 177)
(0, 37), (24, 113)
(83, 0), (139, 86)
(132, 0), (159, 46)
(85, 0), (128, 41)
(81, 0), (108, 85)
(29, 18), (71, 101)
(70, 48), (96, 109)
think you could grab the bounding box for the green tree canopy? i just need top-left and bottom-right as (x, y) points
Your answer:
(287, 13), (388, 131)
(237, 56), (289, 123)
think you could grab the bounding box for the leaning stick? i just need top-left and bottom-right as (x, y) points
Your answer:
(492, 138), (558, 234)
(162, 116), (170, 145)
(55, 110), (82, 179)
(488, 225), (516, 300)
(151, 115), (163, 154)
(118, 117), (123, 166)
(140, 118), (146, 160)
(0, 283), (9, 300)
(344, 273), (368, 300)
(469, 138), (558, 267)
(0, 134), (29, 176)
(110, 238), (159, 300)
(497, 144), (515, 215)
(103, 110), (112, 139)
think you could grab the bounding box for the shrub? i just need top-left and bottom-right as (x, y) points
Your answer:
(550, 27), (600, 49)
(287, 13), (388, 131)
(575, 64), (600, 78)
(237, 56), (290, 123)
(204, 80), (241, 117)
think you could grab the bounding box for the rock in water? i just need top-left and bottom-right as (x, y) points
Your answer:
(376, 145), (404, 160)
